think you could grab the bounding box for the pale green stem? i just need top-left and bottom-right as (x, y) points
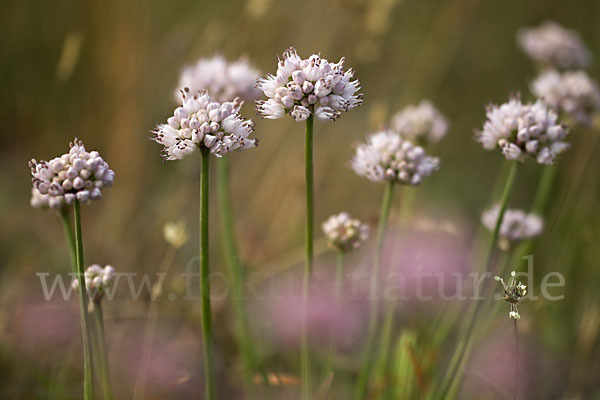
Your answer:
(334, 251), (344, 301)
(513, 319), (519, 400)
(301, 113), (315, 400)
(435, 161), (519, 400)
(59, 209), (76, 273)
(200, 149), (216, 400)
(74, 200), (95, 400)
(92, 301), (113, 400)
(355, 181), (395, 400)
(216, 157), (257, 394)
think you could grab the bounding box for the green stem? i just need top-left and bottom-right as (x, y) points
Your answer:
(92, 302), (113, 400)
(355, 181), (395, 400)
(59, 209), (77, 273)
(301, 113), (315, 400)
(436, 161), (519, 400)
(531, 164), (558, 215)
(513, 319), (519, 400)
(73, 200), (94, 400)
(216, 158), (257, 393)
(200, 149), (216, 400)
(334, 252), (344, 301)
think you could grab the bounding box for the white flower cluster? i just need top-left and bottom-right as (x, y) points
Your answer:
(391, 100), (449, 145)
(482, 205), (543, 244)
(29, 139), (114, 206)
(531, 70), (600, 126)
(72, 264), (115, 302)
(322, 212), (369, 252)
(476, 97), (570, 165)
(517, 21), (592, 70)
(152, 89), (257, 160)
(495, 271), (527, 320)
(30, 187), (64, 210)
(351, 130), (440, 185)
(256, 47), (363, 122)
(176, 55), (261, 103)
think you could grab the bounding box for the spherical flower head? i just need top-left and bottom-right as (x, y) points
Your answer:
(475, 96), (570, 165)
(351, 130), (440, 185)
(517, 21), (592, 70)
(256, 47), (363, 122)
(30, 187), (66, 211)
(391, 100), (449, 145)
(322, 212), (369, 252)
(72, 264), (116, 302)
(482, 205), (543, 248)
(163, 220), (189, 249)
(152, 89), (257, 160)
(494, 271), (527, 320)
(531, 70), (600, 126)
(29, 139), (114, 206)
(176, 55), (261, 103)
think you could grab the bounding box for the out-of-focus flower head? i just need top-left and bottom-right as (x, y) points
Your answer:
(256, 47), (363, 122)
(29, 138), (114, 205)
(72, 264), (116, 302)
(152, 90), (257, 160)
(517, 21), (592, 70)
(322, 212), (369, 252)
(176, 55), (261, 103)
(391, 100), (449, 145)
(163, 220), (189, 249)
(475, 96), (570, 165)
(531, 70), (600, 126)
(30, 187), (66, 211)
(482, 205), (543, 249)
(495, 271), (527, 320)
(351, 130), (440, 185)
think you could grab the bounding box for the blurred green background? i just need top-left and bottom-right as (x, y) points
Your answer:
(1, 0), (600, 398)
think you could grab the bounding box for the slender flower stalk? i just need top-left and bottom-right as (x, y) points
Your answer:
(300, 113), (315, 400)
(200, 148), (216, 400)
(514, 319), (520, 400)
(92, 301), (113, 400)
(216, 157), (257, 392)
(59, 209), (77, 272)
(334, 252), (345, 302)
(74, 200), (95, 400)
(355, 181), (395, 400)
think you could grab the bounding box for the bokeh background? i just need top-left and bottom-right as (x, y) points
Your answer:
(1, 0), (600, 398)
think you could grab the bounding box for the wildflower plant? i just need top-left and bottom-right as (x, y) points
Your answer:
(495, 271), (527, 320)
(256, 47), (363, 122)
(29, 138), (114, 400)
(351, 129), (439, 398)
(322, 212), (369, 253)
(531, 69), (600, 126)
(73, 264), (116, 399)
(175, 55), (262, 391)
(475, 96), (570, 165)
(152, 89), (257, 160)
(72, 264), (116, 303)
(352, 130), (440, 185)
(482, 205), (543, 250)
(518, 21), (592, 70)
(391, 100), (449, 145)
(176, 55), (261, 103)
(153, 87), (257, 400)
(257, 47), (362, 399)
